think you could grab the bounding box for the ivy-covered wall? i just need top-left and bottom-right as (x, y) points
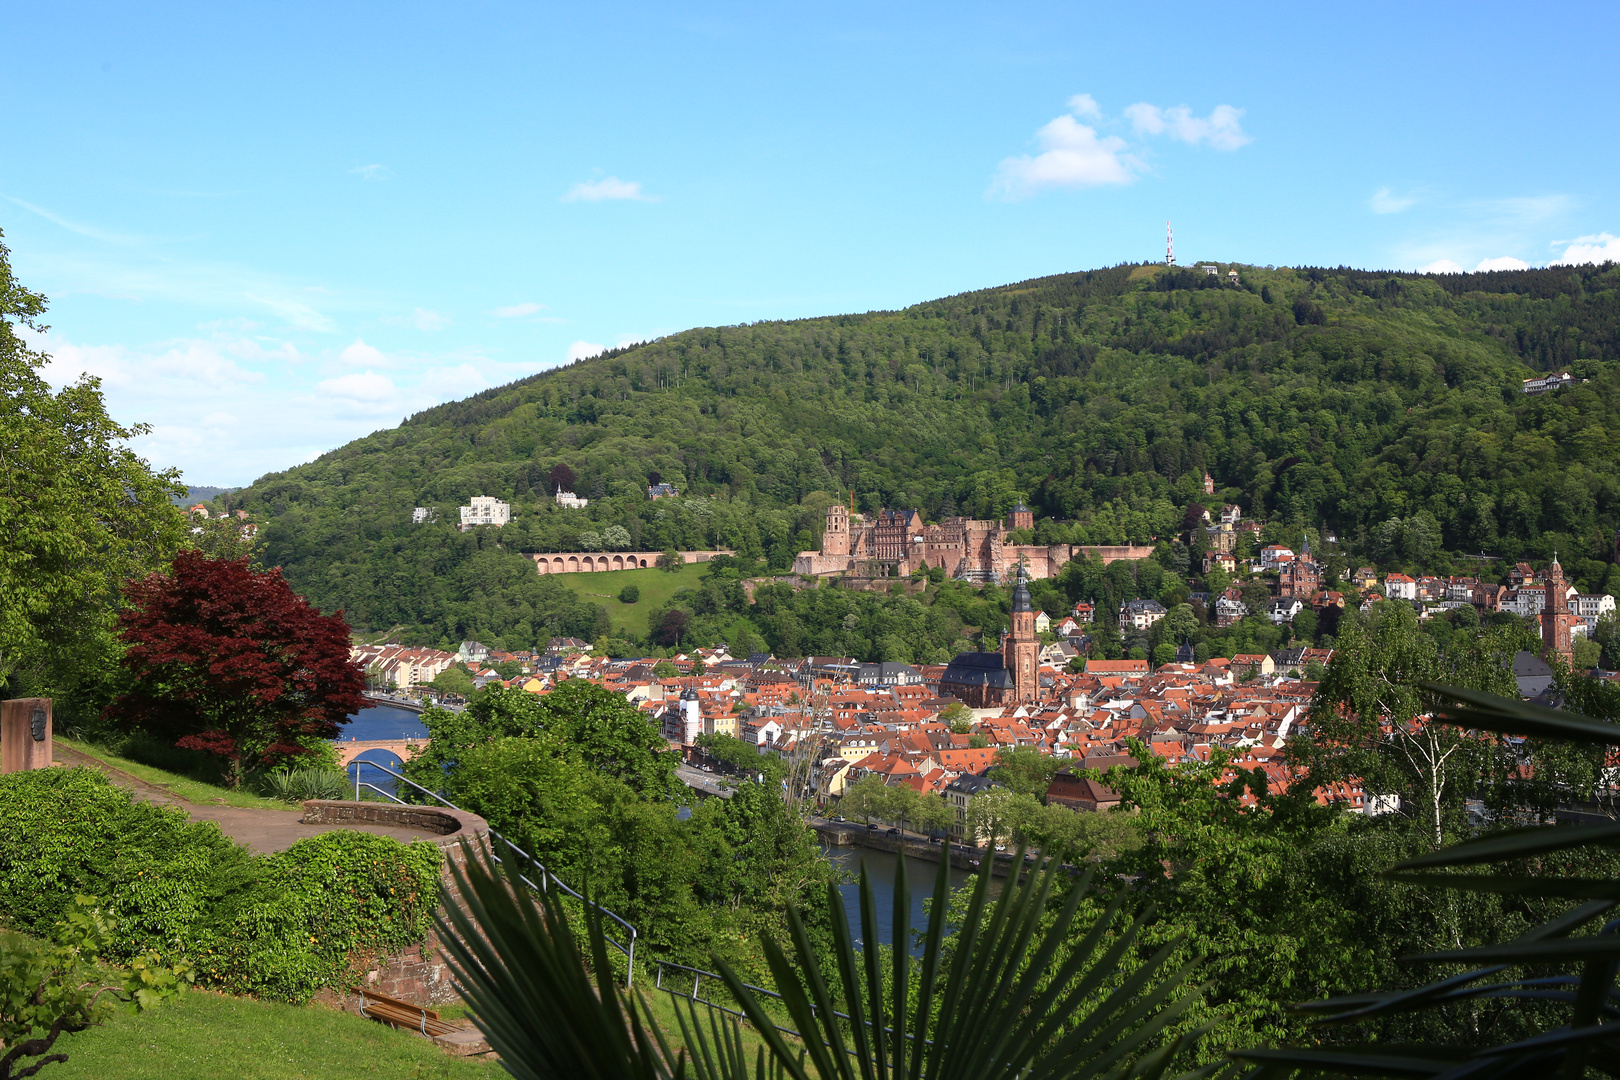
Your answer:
(0, 768), (440, 1003)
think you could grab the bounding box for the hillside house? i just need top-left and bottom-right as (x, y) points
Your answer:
(1120, 598), (1168, 630)
(460, 495), (511, 528)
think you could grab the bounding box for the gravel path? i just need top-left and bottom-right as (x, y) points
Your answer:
(52, 744), (442, 854)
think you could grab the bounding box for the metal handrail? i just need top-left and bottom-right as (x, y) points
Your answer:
(344, 757), (640, 986)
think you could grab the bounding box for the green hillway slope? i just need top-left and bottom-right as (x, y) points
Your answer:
(219, 261), (1620, 648)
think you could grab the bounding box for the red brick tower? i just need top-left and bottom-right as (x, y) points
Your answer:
(1004, 563), (1040, 703)
(1541, 555), (1577, 668)
(1006, 501), (1034, 532)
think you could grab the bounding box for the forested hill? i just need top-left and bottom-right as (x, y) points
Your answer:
(225, 260), (1620, 646)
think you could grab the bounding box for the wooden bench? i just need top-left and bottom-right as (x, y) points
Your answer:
(354, 987), (462, 1038)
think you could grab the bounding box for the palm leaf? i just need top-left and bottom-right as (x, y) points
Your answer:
(712, 847), (1211, 1080)
(1416, 681), (1620, 744)
(1240, 685), (1620, 1078)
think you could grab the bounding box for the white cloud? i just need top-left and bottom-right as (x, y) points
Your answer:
(1370, 187), (1418, 214)
(561, 177), (657, 203)
(1418, 256), (1532, 274)
(1553, 232), (1620, 265)
(493, 301), (545, 318)
(567, 340), (607, 362)
(1124, 103), (1251, 150)
(1066, 93), (1102, 119)
(989, 112), (1138, 199)
(314, 370), (402, 414)
(350, 164), (391, 181)
(339, 339), (390, 367)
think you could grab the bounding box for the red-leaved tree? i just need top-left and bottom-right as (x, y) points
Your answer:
(108, 552), (365, 785)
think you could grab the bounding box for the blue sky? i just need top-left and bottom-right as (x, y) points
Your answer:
(3, 1), (1617, 487)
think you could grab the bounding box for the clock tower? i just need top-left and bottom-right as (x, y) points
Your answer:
(1003, 563), (1040, 703)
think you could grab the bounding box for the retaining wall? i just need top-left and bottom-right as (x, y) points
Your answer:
(303, 800), (490, 1008)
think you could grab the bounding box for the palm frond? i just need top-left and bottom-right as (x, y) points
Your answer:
(1239, 684), (1620, 1078)
(711, 847), (1211, 1080)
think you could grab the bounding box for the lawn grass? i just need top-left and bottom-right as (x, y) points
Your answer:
(58, 737), (295, 812)
(551, 562), (708, 637)
(46, 990), (490, 1080)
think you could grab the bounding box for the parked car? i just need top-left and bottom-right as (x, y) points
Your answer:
(866, 822), (877, 831)
(885, 827), (900, 837)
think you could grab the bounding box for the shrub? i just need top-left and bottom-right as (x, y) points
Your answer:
(259, 765), (351, 804)
(617, 584), (640, 604)
(0, 768), (440, 1003)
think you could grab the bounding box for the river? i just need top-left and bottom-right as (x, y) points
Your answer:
(337, 703), (428, 794)
(823, 844), (974, 953)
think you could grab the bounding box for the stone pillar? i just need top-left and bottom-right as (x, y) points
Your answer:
(0, 698), (53, 774)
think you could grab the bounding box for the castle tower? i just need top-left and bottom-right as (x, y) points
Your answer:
(1004, 563), (1040, 703)
(1541, 554), (1577, 668)
(1006, 501), (1033, 533)
(823, 500), (850, 558)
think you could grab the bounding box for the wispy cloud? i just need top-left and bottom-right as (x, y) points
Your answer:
(1123, 103), (1251, 150)
(1553, 232), (1620, 265)
(381, 308), (450, 331)
(492, 301), (545, 318)
(350, 164), (391, 181)
(567, 340), (607, 362)
(5, 195), (151, 244)
(561, 177), (658, 203)
(1370, 187), (1419, 214)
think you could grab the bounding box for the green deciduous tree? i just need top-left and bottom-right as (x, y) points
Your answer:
(0, 232), (185, 707)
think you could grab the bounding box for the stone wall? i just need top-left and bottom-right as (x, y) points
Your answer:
(304, 800), (490, 1008)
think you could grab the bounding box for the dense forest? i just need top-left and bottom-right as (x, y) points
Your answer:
(220, 260), (1620, 651)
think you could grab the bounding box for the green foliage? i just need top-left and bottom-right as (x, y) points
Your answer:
(618, 584), (640, 604)
(988, 745), (1062, 796)
(0, 768), (438, 1005)
(0, 896), (190, 1078)
(1235, 684), (1620, 1077)
(695, 733), (785, 784)
(0, 231), (186, 720)
(403, 681), (830, 974)
(257, 765), (351, 804)
(195, 831), (440, 1003)
(429, 665), (474, 698)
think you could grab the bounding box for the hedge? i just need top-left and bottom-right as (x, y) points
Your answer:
(0, 768), (440, 1003)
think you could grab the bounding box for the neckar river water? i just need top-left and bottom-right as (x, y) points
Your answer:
(338, 703), (427, 793)
(824, 845), (974, 952)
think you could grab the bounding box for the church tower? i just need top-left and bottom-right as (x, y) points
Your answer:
(1541, 555), (1577, 668)
(823, 500), (850, 558)
(1004, 563), (1040, 703)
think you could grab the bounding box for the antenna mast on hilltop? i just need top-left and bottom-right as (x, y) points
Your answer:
(1166, 222), (1175, 266)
